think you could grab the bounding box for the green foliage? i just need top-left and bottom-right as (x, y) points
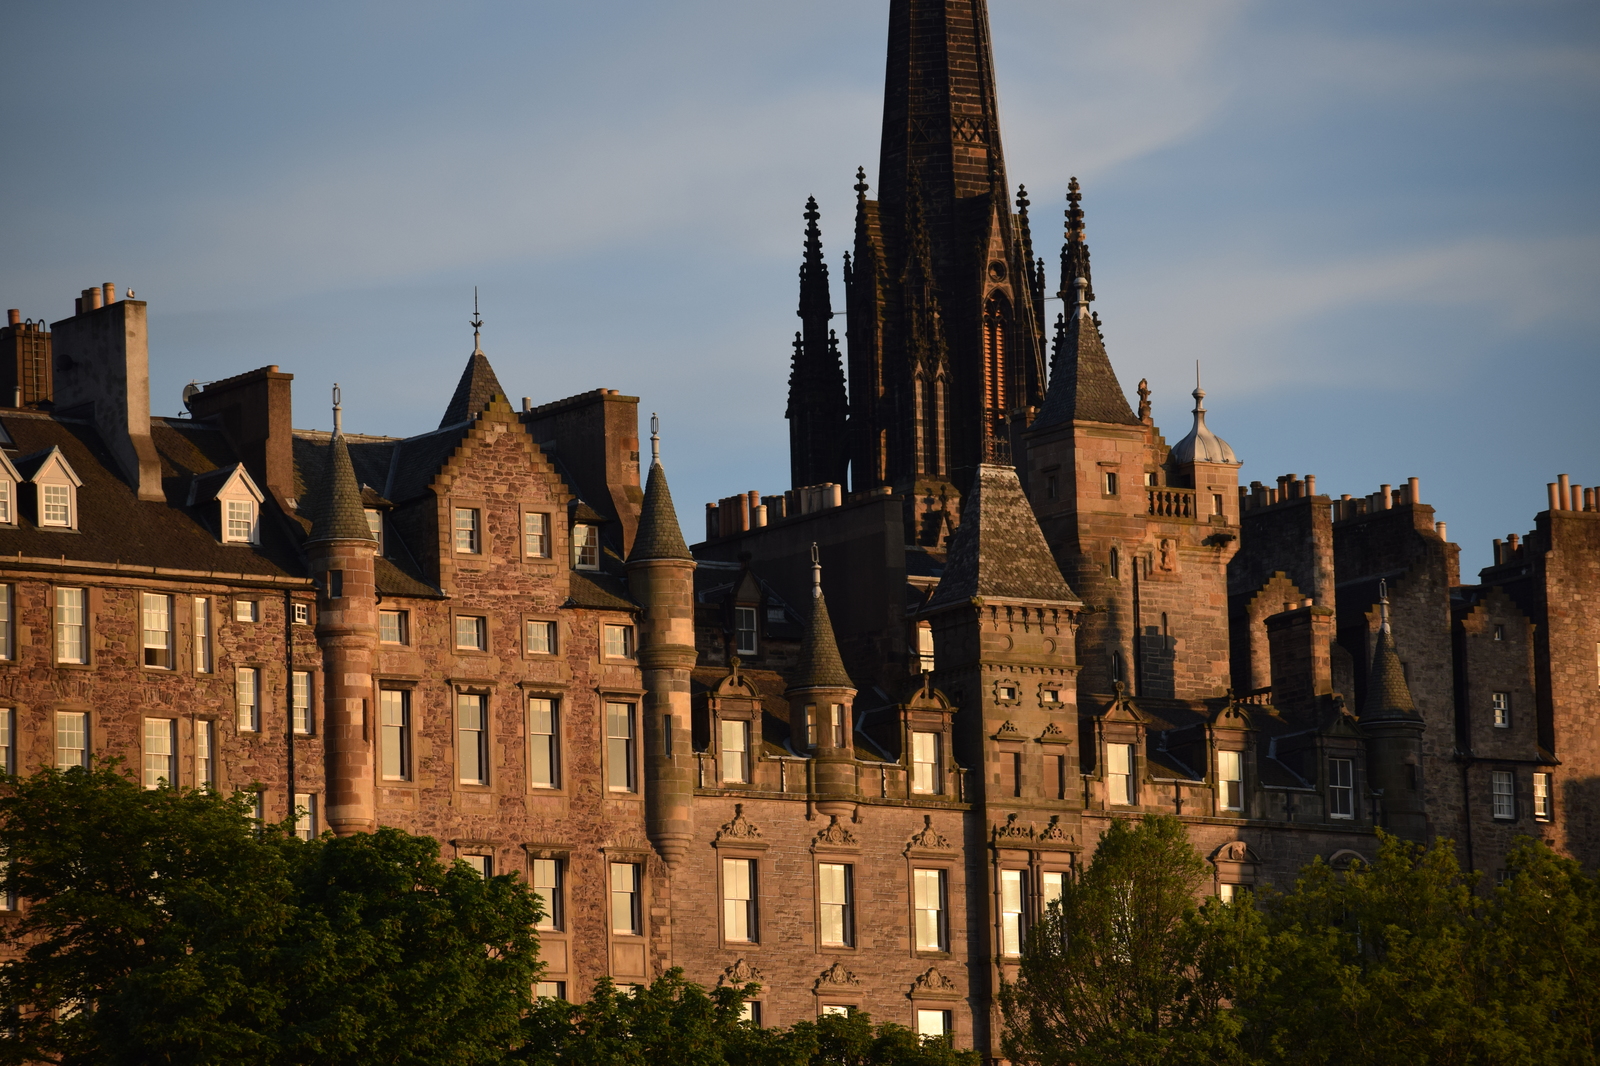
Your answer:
(0, 763), (542, 1066)
(515, 970), (979, 1066)
(1002, 819), (1600, 1066)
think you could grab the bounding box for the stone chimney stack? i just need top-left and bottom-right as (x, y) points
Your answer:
(186, 366), (297, 509)
(1265, 603), (1335, 715)
(0, 311), (52, 408)
(51, 288), (163, 501)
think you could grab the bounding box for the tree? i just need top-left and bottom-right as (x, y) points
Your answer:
(0, 763), (542, 1066)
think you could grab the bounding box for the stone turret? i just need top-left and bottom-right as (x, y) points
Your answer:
(625, 415), (697, 868)
(787, 544), (858, 819)
(1359, 584), (1428, 841)
(306, 386), (379, 836)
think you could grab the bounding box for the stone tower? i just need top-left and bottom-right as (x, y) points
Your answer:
(626, 417), (698, 868)
(305, 391), (380, 836)
(839, 0), (1047, 518)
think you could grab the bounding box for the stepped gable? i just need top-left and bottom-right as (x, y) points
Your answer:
(926, 461), (1075, 608)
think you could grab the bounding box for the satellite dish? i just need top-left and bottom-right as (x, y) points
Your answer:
(182, 381), (202, 410)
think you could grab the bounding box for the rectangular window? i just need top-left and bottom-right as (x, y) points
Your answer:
(0, 479), (9, 523)
(1041, 870), (1067, 913)
(1533, 773), (1552, 821)
(913, 868), (946, 951)
(803, 704), (817, 748)
(196, 719), (214, 787)
(458, 693), (488, 785)
(293, 793), (317, 840)
(532, 858), (563, 931)
(535, 982), (567, 1001)
(572, 524), (600, 569)
(1006, 751), (1022, 798)
(1492, 692), (1510, 728)
(378, 610), (409, 645)
(0, 584), (11, 660)
(723, 857), (757, 942)
(225, 499), (256, 543)
(1107, 743), (1135, 805)
(822, 1005), (851, 1018)
(1000, 869), (1027, 956)
(1048, 753), (1067, 799)
(1218, 883), (1239, 903)
(740, 1001), (762, 1025)
(234, 599), (258, 623)
(42, 483), (71, 526)
(818, 862), (853, 947)
(142, 718), (175, 789)
(606, 702), (636, 791)
(379, 689), (411, 781)
(529, 697), (559, 788)
(54, 586), (86, 664)
(249, 791), (265, 825)
(454, 507), (481, 553)
(911, 731), (940, 794)
(0, 708), (13, 774)
(1328, 757), (1354, 819)
(291, 671), (312, 734)
(610, 862), (640, 935)
(916, 1010), (952, 1040)
(831, 704), (847, 749)
(1492, 770), (1515, 820)
(525, 619), (557, 655)
(140, 594), (173, 668)
(1103, 471), (1118, 496)
(523, 512), (550, 557)
(1212, 493), (1224, 516)
(236, 667), (259, 732)
(1218, 749), (1243, 811)
(455, 615), (487, 651)
(916, 624), (935, 673)
(461, 854), (493, 877)
(364, 509), (383, 553)
(193, 597), (212, 673)
(293, 602), (311, 625)
(734, 607), (757, 656)
(720, 719), (750, 784)
(603, 624), (635, 659)
(55, 711), (88, 770)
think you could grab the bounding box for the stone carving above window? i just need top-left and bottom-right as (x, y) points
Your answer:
(910, 966), (959, 997)
(815, 961), (860, 989)
(905, 814), (951, 852)
(1038, 815), (1072, 844)
(716, 803), (762, 842)
(718, 958), (762, 987)
(812, 815), (858, 849)
(993, 813), (1034, 842)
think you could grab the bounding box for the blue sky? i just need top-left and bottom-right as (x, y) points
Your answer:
(2, 0), (1596, 577)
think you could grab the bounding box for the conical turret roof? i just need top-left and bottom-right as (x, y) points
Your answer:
(307, 430), (376, 544)
(926, 462), (1076, 609)
(1362, 611), (1420, 722)
(791, 553), (854, 692)
(628, 460), (691, 563)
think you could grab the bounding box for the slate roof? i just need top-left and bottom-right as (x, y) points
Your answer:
(1362, 623), (1420, 721)
(925, 462), (1076, 609)
(0, 412), (301, 578)
(628, 461), (692, 563)
(439, 350), (506, 429)
(305, 433), (376, 544)
(1031, 296), (1138, 428)
(791, 585), (854, 691)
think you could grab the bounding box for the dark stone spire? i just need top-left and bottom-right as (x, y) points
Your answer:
(628, 415), (692, 563)
(1032, 276), (1138, 429)
(307, 389), (377, 545)
(1362, 594), (1420, 721)
(440, 304), (506, 428)
(792, 547), (854, 691)
(926, 461), (1075, 609)
(787, 197), (848, 488)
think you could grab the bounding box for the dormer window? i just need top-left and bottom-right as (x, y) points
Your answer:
(21, 447), (82, 531)
(0, 451), (19, 525)
(365, 509), (384, 554)
(572, 524), (600, 570)
(225, 500), (256, 543)
(189, 463), (264, 545)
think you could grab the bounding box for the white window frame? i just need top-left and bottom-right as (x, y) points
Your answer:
(0, 584), (13, 661)
(916, 1009), (952, 1040)
(292, 671), (312, 734)
(525, 619), (557, 655)
(233, 599), (258, 623)
(193, 597), (212, 673)
(379, 689), (411, 781)
(454, 507), (482, 554)
(1106, 742), (1135, 806)
(1103, 471), (1118, 496)
(54, 586), (87, 664)
(457, 692), (489, 785)
(364, 508), (383, 553)
(734, 606), (758, 656)
(830, 703), (848, 749)
(0, 477), (12, 525)
(379, 609), (409, 645)
(1491, 770), (1515, 820)
(818, 862), (854, 947)
(224, 498), (258, 544)
(1217, 749), (1243, 812)
(1491, 691), (1510, 729)
(1041, 870), (1067, 913)
(523, 511), (551, 558)
(1000, 868), (1027, 956)
(1533, 772), (1552, 821)
(55, 710), (88, 770)
(913, 867), (946, 951)
(293, 793), (317, 840)
(529, 697), (559, 789)
(532, 857), (563, 931)
(142, 718), (176, 789)
(720, 718), (750, 784)
(916, 623), (935, 673)
(0, 708), (13, 774)
(196, 719), (214, 787)
(911, 731), (940, 795)
(236, 667), (260, 732)
(610, 862), (641, 935)
(606, 701), (636, 792)
(722, 857), (757, 943)
(454, 615), (488, 652)
(461, 854), (492, 877)
(572, 523), (600, 569)
(1328, 757), (1355, 819)
(603, 624), (635, 660)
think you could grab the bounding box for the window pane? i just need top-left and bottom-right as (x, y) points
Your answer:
(193, 597), (212, 673)
(196, 719), (213, 787)
(720, 719), (749, 784)
(0, 708), (12, 775)
(379, 610), (407, 645)
(56, 712), (87, 769)
(526, 619), (556, 655)
(0, 585), (11, 660)
(530, 698), (558, 788)
(913, 868), (944, 951)
(532, 859), (561, 931)
(142, 718), (174, 789)
(455, 616), (486, 651)
(1041, 871), (1067, 910)
(141, 593), (172, 668)
(1000, 869), (1026, 955)
(0, 479), (9, 524)
(723, 858), (754, 942)
(226, 499), (254, 542)
(912, 732), (938, 794)
(1492, 771), (1515, 819)
(818, 863), (851, 946)
(735, 607), (757, 655)
(293, 671), (312, 734)
(454, 508), (480, 553)
(1533, 773), (1552, 819)
(1106, 743), (1130, 776)
(604, 624), (635, 659)
(610, 863), (639, 934)
(458, 694), (486, 784)
(380, 689), (409, 780)
(574, 524), (599, 568)
(917, 1010), (951, 1038)
(1218, 749), (1242, 811)
(1329, 758), (1354, 818)
(524, 512), (549, 557)
(606, 702), (635, 791)
(42, 483), (71, 525)
(236, 667), (259, 732)
(55, 587), (86, 663)
(294, 793), (317, 840)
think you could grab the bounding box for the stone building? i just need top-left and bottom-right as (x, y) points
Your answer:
(0, 0), (1594, 1060)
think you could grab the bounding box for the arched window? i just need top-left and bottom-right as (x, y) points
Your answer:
(914, 377), (928, 471)
(933, 378), (949, 475)
(982, 296), (1010, 438)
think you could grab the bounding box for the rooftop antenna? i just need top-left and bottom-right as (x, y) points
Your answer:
(332, 383), (343, 436)
(650, 412), (660, 464)
(471, 287), (483, 354)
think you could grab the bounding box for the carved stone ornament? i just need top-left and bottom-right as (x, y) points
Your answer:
(813, 815), (859, 848)
(993, 813), (1034, 842)
(815, 961), (861, 990)
(718, 958), (763, 987)
(1211, 840), (1259, 864)
(910, 966), (959, 996)
(1038, 815), (1072, 844)
(1037, 721), (1070, 743)
(905, 814), (952, 852)
(992, 719), (1027, 740)
(716, 803), (762, 842)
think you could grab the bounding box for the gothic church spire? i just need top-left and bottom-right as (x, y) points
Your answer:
(787, 197), (848, 489)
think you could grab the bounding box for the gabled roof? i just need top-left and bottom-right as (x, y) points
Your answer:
(0, 449), (22, 485)
(439, 350), (505, 429)
(925, 462), (1076, 610)
(186, 462), (263, 507)
(16, 445), (83, 487)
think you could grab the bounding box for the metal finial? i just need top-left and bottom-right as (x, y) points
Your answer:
(650, 412), (660, 464)
(1378, 579), (1391, 631)
(470, 287), (483, 354)
(854, 166), (869, 197)
(810, 542), (822, 599)
(332, 383), (343, 436)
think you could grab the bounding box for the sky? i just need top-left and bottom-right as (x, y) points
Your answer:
(2, 0), (1596, 578)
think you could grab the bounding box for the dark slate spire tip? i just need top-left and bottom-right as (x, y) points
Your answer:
(628, 414), (692, 564)
(790, 543), (854, 691)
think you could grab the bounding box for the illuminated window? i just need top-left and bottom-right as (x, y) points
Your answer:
(722, 858), (757, 942)
(41, 483), (72, 527)
(1103, 471), (1118, 496)
(461, 854), (492, 877)
(458, 693), (488, 785)
(142, 718), (175, 788)
(917, 1010), (951, 1039)
(1328, 758), (1354, 819)
(529, 698), (558, 788)
(526, 619), (556, 655)
(818, 862), (853, 946)
(55, 587), (86, 663)
(524, 512), (550, 557)
(233, 599), (258, 623)
(606, 702), (636, 791)
(195, 720), (214, 787)
(911, 732), (940, 794)
(0, 584), (11, 660)
(379, 610), (409, 645)
(454, 507), (481, 553)
(912, 868), (946, 951)
(1000, 869), (1026, 956)
(603, 624), (635, 659)
(224, 499), (257, 543)
(141, 593), (173, 668)
(236, 667), (259, 732)
(455, 615), (488, 651)
(572, 523), (600, 569)
(0, 478), (10, 524)
(193, 597), (212, 672)
(364, 508), (383, 553)
(55, 711), (88, 770)
(1217, 749), (1243, 811)
(830, 704), (848, 748)
(380, 689), (410, 781)
(720, 719), (750, 784)
(294, 793), (317, 840)
(610, 863), (641, 935)
(1107, 743), (1135, 805)
(1533, 773), (1552, 821)
(292, 671), (312, 734)
(916, 623), (935, 672)
(532, 858), (562, 931)
(1492, 692), (1510, 728)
